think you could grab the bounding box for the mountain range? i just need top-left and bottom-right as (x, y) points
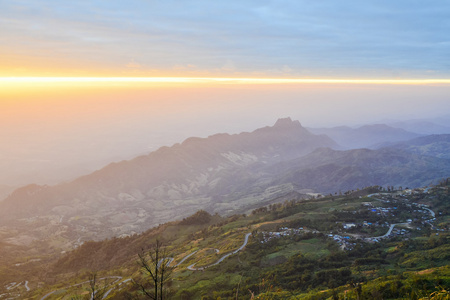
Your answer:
(382, 134), (450, 159)
(307, 124), (421, 149)
(0, 118), (449, 248)
(387, 118), (450, 135)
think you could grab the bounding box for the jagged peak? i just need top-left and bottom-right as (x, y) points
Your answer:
(273, 117), (302, 128)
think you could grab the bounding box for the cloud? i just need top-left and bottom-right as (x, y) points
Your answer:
(1, 0), (450, 77)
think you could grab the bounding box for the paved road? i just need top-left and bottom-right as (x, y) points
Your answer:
(40, 276), (123, 300)
(174, 250), (198, 267)
(373, 224), (396, 239)
(40, 290), (55, 300)
(367, 223), (409, 241)
(424, 207), (435, 218)
(366, 193), (436, 241)
(157, 257), (174, 268)
(188, 233), (251, 271)
(102, 278), (132, 299)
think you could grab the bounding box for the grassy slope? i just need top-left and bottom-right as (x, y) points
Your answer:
(5, 182), (449, 299)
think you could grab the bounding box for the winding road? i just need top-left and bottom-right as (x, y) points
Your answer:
(39, 233), (251, 299)
(366, 223), (409, 241)
(365, 193), (436, 241)
(174, 250), (198, 267)
(187, 233), (251, 271)
(40, 276), (123, 300)
(24, 281), (30, 292)
(424, 207), (435, 218)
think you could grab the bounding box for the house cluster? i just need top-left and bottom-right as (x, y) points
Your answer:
(258, 187), (445, 250)
(369, 206), (397, 217)
(258, 227), (357, 251)
(392, 227), (410, 236)
(259, 227), (311, 244)
(342, 221), (391, 230)
(343, 223), (356, 229)
(369, 191), (440, 226)
(327, 234), (356, 250)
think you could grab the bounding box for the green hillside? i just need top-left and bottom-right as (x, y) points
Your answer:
(2, 181), (449, 299)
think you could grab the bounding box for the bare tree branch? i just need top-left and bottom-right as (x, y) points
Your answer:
(133, 240), (173, 299)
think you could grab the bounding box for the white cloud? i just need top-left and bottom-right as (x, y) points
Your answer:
(1, 0), (450, 77)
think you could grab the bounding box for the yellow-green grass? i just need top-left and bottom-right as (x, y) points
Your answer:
(266, 238), (330, 261)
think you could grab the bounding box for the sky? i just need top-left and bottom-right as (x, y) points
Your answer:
(1, 1), (450, 187)
(1, 0), (450, 78)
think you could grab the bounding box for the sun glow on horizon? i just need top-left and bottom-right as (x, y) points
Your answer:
(1, 77), (450, 86)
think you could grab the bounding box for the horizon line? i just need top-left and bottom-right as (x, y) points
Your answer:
(2, 77), (450, 85)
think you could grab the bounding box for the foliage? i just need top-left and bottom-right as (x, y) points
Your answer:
(179, 210), (212, 225)
(17, 182), (450, 299)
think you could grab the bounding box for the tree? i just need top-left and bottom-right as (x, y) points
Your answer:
(71, 272), (109, 300)
(179, 210), (212, 225)
(133, 240), (173, 299)
(88, 273), (109, 300)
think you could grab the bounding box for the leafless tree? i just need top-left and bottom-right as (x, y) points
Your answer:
(88, 273), (109, 300)
(133, 240), (173, 299)
(71, 272), (109, 300)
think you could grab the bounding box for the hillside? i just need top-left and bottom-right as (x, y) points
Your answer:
(2, 182), (448, 299)
(271, 147), (450, 193)
(383, 134), (450, 160)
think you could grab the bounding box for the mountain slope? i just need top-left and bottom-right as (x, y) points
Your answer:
(382, 134), (450, 159)
(388, 119), (450, 135)
(308, 124), (421, 149)
(0, 118), (335, 241)
(12, 183), (450, 300)
(271, 147), (450, 193)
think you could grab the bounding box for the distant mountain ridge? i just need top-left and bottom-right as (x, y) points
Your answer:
(381, 134), (450, 159)
(308, 124), (421, 149)
(388, 119), (450, 135)
(271, 147), (450, 193)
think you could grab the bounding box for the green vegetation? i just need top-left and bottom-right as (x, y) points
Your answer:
(179, 210), (212, 226)
(1, 182), (449, 299)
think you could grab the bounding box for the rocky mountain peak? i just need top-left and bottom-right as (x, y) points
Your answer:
(273, 117), (302, 128)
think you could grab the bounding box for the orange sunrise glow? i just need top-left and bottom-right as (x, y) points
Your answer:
(2, 77), (450, 85)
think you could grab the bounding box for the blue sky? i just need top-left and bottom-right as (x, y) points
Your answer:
(1, 0), (450, 77)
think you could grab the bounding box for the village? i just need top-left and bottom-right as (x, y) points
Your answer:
(257, 187), (445, 251)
